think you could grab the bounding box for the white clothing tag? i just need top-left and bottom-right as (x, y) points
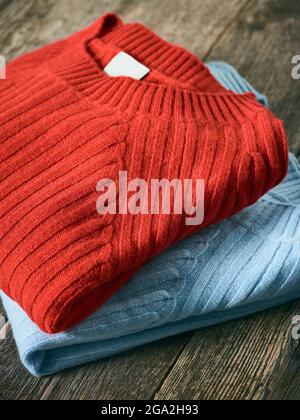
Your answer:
(104, 52), (150, 80)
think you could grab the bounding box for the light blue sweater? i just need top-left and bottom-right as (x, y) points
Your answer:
(1, 62), (299, 377)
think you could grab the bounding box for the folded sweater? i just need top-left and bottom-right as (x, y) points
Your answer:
(1, 62), (298, 376)
(0, 13), (288, 334)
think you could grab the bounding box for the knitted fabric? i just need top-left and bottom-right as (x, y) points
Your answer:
(1, 62), (298, 376)
(0, 14), (288, 333)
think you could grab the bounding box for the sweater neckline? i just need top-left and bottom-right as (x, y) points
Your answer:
(53, 13), (264, 120)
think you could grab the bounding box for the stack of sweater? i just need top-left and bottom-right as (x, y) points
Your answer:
(1, 13), (298, 377)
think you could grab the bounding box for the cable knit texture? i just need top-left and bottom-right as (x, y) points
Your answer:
(1, 62), (298, 377)
(0, 14), (288, 333)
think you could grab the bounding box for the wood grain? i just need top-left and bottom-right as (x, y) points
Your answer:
(156, 303), (300, 400)
(0, 0), (299, 400)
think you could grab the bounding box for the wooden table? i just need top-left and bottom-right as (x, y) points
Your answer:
(0, 0), (299, 400)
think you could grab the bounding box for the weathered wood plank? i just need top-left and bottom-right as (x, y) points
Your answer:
(263, 329), (300, 400)
(156, 303), (300, 400)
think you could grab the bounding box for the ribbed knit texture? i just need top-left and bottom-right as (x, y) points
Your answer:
(0, 14), (288, 334)
(1, 62), (298, 377)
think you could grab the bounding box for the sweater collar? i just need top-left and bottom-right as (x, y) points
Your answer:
(53, 13), (262, 120)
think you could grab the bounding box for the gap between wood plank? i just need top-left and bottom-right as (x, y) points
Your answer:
(150, 335), (192, 400)
(203, 0), (255, 61)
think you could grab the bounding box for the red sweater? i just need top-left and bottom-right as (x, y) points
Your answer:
(0, 14), (288, 333)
